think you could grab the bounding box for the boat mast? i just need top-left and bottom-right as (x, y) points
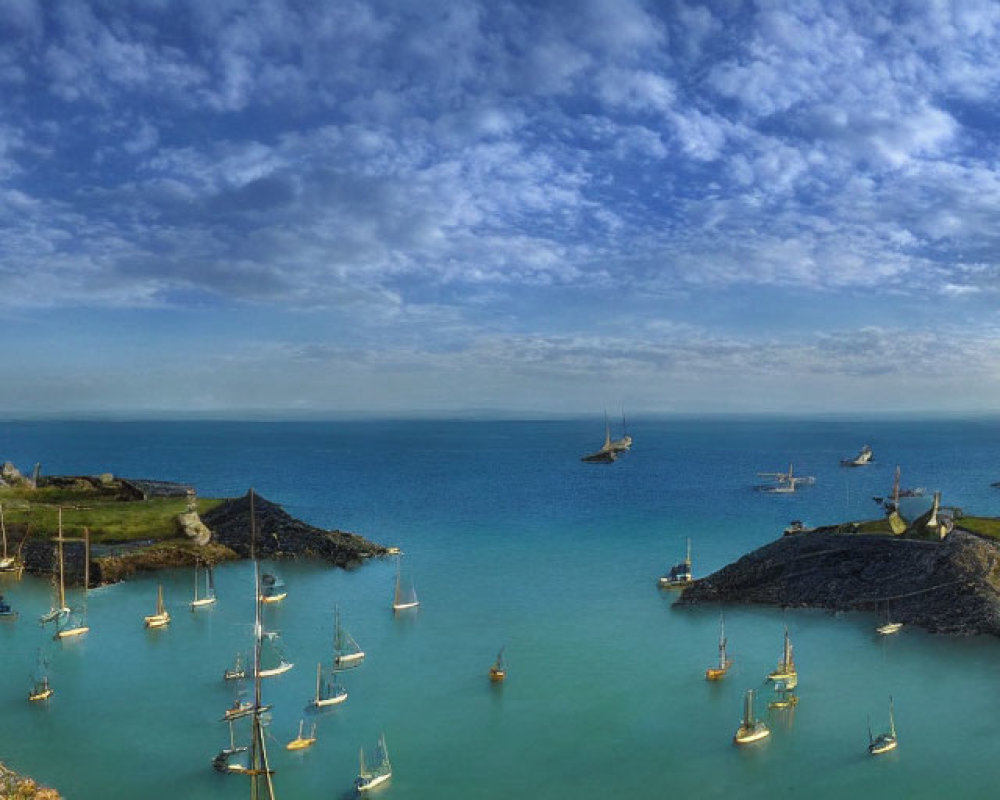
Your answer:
(718, 615), (727, 668)
(1, 503), (6, 560)
(249, 489), (276, 800)
(57, 508), (66, 611)
(888, 695), (896, 738)
(742, 689), (754, 727)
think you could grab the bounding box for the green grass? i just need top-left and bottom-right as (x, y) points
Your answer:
(0, 493), (224, 543)
(955, 516), (1000, 540)
(849, 518), (895, 535)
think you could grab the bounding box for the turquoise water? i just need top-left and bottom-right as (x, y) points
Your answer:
(2, 418), (1000, 798)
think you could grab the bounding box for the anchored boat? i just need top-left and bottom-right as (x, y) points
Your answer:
(355, 733), (392, 792)
(868, 696), (898, 755)
(144, 583), (170, 628)
(733, 689), (770, 745)
(766, 627), (796, 683)
(659, 538), (693, 589)
(705, 614), (733, 680)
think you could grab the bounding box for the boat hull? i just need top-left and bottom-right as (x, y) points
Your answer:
(260, 592), (287, 604)
(286, 738), (316, 751)
(28, 687), (53, 702)
(489, 668), (506, 682)
(54, 625), (90, 640)
(309, 691), (348, 709)
(705, 666), (730, 681)
(392, 601), (419, 611)
(334, 651), (365, 667)
(876, 622), (903, 635)
(733, 724), (770, 745)
(258, 661), (294, 678)
(356, 772), (391, 792)
(190, 597), (217, 609)
(869, 737), (898, 755)
(144, 613), (170, 628)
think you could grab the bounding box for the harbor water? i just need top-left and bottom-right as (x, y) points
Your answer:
(2, 417), (1000, 798)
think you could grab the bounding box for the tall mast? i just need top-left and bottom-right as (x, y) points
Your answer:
(1, 503), (6, 560)
(57, 507), (66, 610)
(249, 488), (276, 800)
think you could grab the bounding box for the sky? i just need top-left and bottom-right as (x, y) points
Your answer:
(3, 0), (1000, 418)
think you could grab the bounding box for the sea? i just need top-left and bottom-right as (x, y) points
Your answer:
(2, 417), (1000, 799)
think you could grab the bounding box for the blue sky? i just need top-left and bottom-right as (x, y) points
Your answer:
(3, 0), (1000, 417)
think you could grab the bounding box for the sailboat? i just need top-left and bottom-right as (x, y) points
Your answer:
(767, 673), (799, 709)
(49, 513), (89, 640)
(224, 652), (247, 682)
(306, 661), (347, 710)
(705, 614), (733, 680)
(392, 555), (419, 611)
(608, 412), (633, 453)
(658, 539), (693, 588)
(733, 689), (770, 745)
(190, 560), (217, 610)
(355, 732), (392, 792)
(28, 650), (52, 702)
(0, 503), (21, 572)
(841, 444), (873, 467)
(211, 720), (248, 773)
(489, 648), (506, 682)
(285, 719), (317, 751)
(581, 418), (617, 463)
(766, 627), (796, 682)
(144, 584), (170, 628)
(256, 631), (294, 678)
(260, 572), (287, 604)
(868, 695), (898, 755)
(332, 605), (365, 668)
(876, 600), (903, 636)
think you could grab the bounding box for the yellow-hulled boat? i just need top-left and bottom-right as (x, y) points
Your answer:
(489, 648), (506, 682)
(733, 689), (770, 745)
(766, 626), (796, 682)
(705, 614), (733, 680)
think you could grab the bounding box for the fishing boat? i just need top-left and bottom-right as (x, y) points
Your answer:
(190, 561), (217, 610)
(868, 696), (898, 755)
(0, 592), (16, 620)
(392, 555), (419, 611)
(489, 648), (506, 682)
(144, 583), (170, 628)
(841, 444), (873, 467)
(733, 689), (770, 745)
(332, 605), (365, 668)
(755, 464), (815, 493)
(658, 539), (693, 588)
(256, 631), (294, 678)
(306, 661), (347, 710)
(224, 652), (247, 681)
(705, 614), (733, 680)
(766, 627), (796, 682)
(260, 572), (287, 604)
(355, 733), (392, 792)
(285, 719), (317, 751)
(876, 600), (903, 636)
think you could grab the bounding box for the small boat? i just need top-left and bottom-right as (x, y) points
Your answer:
(355, 732), (392, 792)
(223, 652), (247, 681)
(608, 412), (632, 453)
(332, 605), (365, 668)
(190, 561), (217, 610)
(144, 583), (170, 628)
(53, 610), (89, 640)
(755, 464), (815, 493)
(0, 503), (21, 573)
(40, 515), (75, 627)
(875, 466), (926, 512)
(285, 719), (317, 751)
(0, 592), (16, 620)
(581, 418), (618, 463)
(733, 689), (770, 745)
(658, 539), (693, 589)
(782, 519), (815, 536)
(256, 631), (294, 678)
(868, 695), (898, 755)
(767, 675), (799, 709)
(222, 699), (257, 722)
(28, 675), (53, 702)
(488, 648), (506, 682)
(392, 555), (419, 611)
(306, 661), (347, 710)
(259, 573), (287, 604)
(876, 600), (903, 636)
(705, 614), (733, 680)
(841, 444), (873, 467)
(212, 720), (249, 773)
(766, 627), (796, 682)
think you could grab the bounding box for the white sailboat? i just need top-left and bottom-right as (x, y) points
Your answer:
(766, 626), (796, 682)
(28, 650), (53, 702)
(868, 695), (898, 755)
(256, 630), (294, 678)
(733, 689), (770, 745)
(306, 661), (347, 710)
(355, 732), (392, 792)
(49, 511), (89, 640)
(0, 503), (21, 572)
(392, 555), (419, 611)
(190, 560), (217, 610)
(333, 605), (365, 668)
(876, 599), (903, 635)
(144, 583), (170, 628)
(40, 508), (72, 625)
(755, 464), (815, 493)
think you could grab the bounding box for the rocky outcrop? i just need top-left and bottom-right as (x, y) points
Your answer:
(0, 762), (61, 799)
(201, 491), (389, 567)
(92, 542), (239, 584)
(675, 528), (1000, 636)
(177, 511), (211, 545)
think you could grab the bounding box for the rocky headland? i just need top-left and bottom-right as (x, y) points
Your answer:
(675, 526), (1000, 636)
(0, 762), (61, 800)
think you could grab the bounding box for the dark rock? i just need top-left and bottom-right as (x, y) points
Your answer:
(201, 490), (389, 567)
(675, 528), (1000, 636)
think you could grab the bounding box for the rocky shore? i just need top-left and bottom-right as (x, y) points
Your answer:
(675, 527), (1000, 636)
(0, 762), (61, 800)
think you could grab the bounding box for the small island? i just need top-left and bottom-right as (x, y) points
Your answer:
(675, 495), (1000, 636)
(0, 461), (390, 587)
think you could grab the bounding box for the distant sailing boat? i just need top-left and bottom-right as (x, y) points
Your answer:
(190, 561), (217, 610)
(392, 555), (419, 611)
(705, 614), (733, 680)
(285, 719), (317, 751)
(488, 647), (506, 682)
(260, 572), (287, 604)
(332, 605), (365, 668)
(223, 652), (247, 681)
(50, 513), (89, 640)
(306, 661), (347, 710)
(733, 689), (770, 745)
(257, 630), (294, 678)
(211, 720), (248, 773)
(766, 626), (796, 682)
(144, 583), (170, 628)
(0, 503), (21, 572)
(658, 538), (693, 588)
(876, 600), (903, 636)
(868, 695), (898, 755)
(355, 732), (392, 792)
(40, 508), (72, 625)
(28, 650), (53, 702)
(581, 417), (617, 463)
(767, 673), (799, 709)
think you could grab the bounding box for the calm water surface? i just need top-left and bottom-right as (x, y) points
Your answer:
(2, 417), (1000, 798)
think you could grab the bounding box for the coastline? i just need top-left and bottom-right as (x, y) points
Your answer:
(0, 762), (61, 800)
